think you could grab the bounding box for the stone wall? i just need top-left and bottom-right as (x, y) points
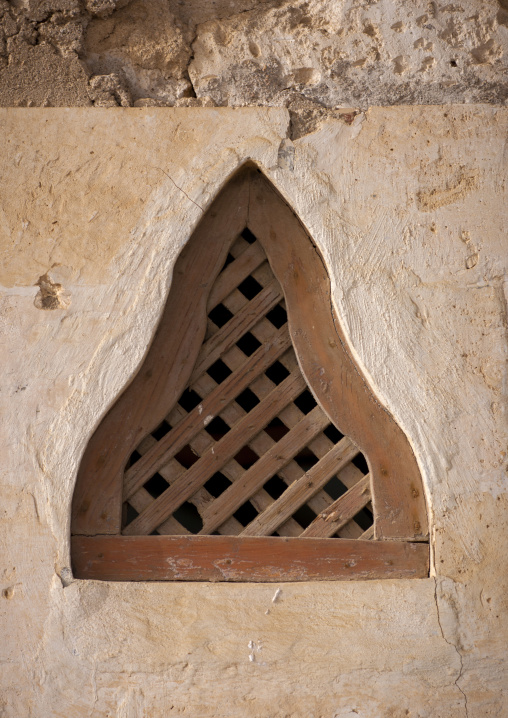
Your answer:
(0, 106), (507, 716)
(0, 0), (507, 108)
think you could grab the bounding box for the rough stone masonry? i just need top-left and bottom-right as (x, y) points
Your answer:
(0, 0), (507, 110)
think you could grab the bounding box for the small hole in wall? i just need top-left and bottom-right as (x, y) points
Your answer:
(450, 59), (458, 67)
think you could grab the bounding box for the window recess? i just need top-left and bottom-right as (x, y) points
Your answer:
(71, 165), (429, 582)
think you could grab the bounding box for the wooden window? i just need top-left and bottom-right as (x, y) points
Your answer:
(71, 166), (429, 582)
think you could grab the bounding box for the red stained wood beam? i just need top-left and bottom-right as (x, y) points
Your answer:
(72, 535), (429, 582)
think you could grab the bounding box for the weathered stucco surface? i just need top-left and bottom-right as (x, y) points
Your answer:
(0, 106), (507, 716)
(1, 0), (508, 108)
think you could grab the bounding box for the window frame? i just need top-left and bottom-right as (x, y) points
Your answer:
(71, 165), (429, 582)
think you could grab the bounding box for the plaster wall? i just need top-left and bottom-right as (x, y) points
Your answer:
(0, 106), (507, 717)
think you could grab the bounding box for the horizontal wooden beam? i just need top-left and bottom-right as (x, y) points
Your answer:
(71, 535), (429, 582)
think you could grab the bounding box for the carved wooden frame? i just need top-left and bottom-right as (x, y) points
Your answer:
(71, 165), (429, 582)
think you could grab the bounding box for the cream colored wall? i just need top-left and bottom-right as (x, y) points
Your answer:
(0, 107), (507, 717)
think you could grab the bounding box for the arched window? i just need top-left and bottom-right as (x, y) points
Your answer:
(71, 166), (429, 581)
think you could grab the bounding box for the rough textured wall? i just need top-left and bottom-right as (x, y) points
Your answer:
(0, 0), (507, 108)
(0, 107), (507, 717)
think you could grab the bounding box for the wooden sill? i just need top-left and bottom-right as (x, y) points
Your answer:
(71, 535), (429, 582)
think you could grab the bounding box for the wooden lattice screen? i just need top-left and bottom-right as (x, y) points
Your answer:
(71, 166), (429, 581)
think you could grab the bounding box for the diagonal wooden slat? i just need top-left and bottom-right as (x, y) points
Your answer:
(199, 405), (331, 535)
(207, 241), (266, 312)
(323, 461), (367, 539)
(190, 376), (305, 538)
(127, 488), (191, 535)
(131, 402), (246, 536)
(229, 234), (253, 260)
(219, 317), (354, 527)
(164, 415), (246, 536)
(130, 419), (245, 536)
(212, 331), (369, 536)
(189, 279), (283, 384)
(182, 313), (311, 537)
(300, 475), (371, 538)
(124, 325), (291, 500)
(194, 332), (358, 536)
(360, 525), (375, 540)
(240, 437), (360, 537)
(126, 435), (191, 536)
(122, 369), (307, 536)
(190, 339), (313, 537)
(204, 261), (279, 348)
(251, 260), (276, 287)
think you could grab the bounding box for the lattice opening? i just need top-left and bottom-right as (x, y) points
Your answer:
(121, 229), (374, 541)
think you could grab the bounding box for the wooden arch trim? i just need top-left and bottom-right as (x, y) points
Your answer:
(71, 164), (429, 582)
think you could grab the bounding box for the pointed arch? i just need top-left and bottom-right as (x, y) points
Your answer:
(71, 165), (428, 581)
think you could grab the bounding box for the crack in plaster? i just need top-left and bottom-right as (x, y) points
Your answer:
(89, 664), (98, 717)
(155, 167), (204, 212)
(434, 578), (469, 718)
